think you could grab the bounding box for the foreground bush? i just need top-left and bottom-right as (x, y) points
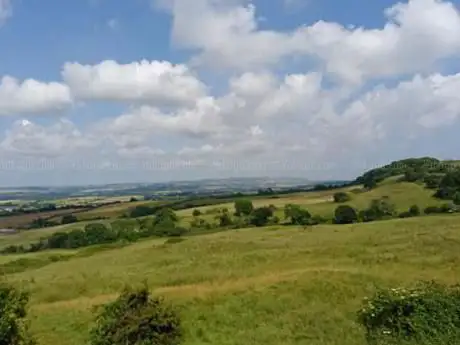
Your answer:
(357, 281), (460, 345)
(0, 282), (36, 345)
(89, 284), (182, 345)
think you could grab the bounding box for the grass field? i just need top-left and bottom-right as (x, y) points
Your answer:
(1, 213), (460, 345)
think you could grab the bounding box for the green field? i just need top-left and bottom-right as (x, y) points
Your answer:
(1, 214), (460, 345)
(1, 175), (459, 345)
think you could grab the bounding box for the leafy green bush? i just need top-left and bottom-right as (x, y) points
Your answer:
(234, 199), (254, 216)
(334, 205), (358, 224)
(333, 192), (351, 203)
(284, 204), (312, 225)
(0, 282), (36, 345)
(249, 206), (274, 227)
(89, 284), (182, 345)
(357, 281), (460, 345)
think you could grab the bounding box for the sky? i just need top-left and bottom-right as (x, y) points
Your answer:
(1, 0), (460, 186)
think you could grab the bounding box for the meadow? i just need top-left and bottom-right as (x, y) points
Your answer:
(1, 170), (459, 345)
(2, 214), (460, 345)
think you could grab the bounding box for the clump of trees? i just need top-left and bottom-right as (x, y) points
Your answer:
(90, 283), (182, 345)
(1, 208), (187, 254)
(0, 282), (36, 345)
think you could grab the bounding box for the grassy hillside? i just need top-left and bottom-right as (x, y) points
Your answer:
(1, 214), (460, 345)
(179, 181), (442, 221)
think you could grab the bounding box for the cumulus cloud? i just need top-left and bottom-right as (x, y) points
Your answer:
(0, 119), (96, 157)
(62, 60), (207, 106)
(164, 0), (460, 83)
(2, 0), (460, 182)
(0, 76), (72, 115)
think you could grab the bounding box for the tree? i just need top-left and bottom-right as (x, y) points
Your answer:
(192, 209), (202, 217)
(61, 214), (78, 225)
(153, 208), (178, 226)
(249, 207), (274, 227)
(333, 192), (351, 203)
(217, 209), (233, 227)
(0, 282), (36, 345)
(361, 197), (397, 222)
(409, 204), (421, 216)
(334, 205), (358, 224)
(234, 199), (254, 216)
(284, 204), (311, 225)
(89, 283), (182, 345)
(453, 192), (460, 205)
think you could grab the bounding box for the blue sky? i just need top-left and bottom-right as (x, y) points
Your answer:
(1, 0), (460, 186)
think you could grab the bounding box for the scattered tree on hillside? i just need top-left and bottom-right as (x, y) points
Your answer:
(61, 214), (78, 225)
(409, 204), (421, 216)
(192, 209), (202, 217)
(0, 282), (36, 345)
(333, 192), (351, 203)
(234, 199), (254, 216)
(217, 209), (233, 227)
(360, 197), (397, 222)
(284, 204), (312, 225)
(249, 206), (274, 227)
(334, 205), (358, 224)
(89, 283), (182, 345)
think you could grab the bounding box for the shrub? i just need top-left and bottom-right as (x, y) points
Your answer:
(192, 209), (202, 217)
(249, 206), (274, 227)
(361, 198), (397, 222)
(234, 199), (254, 216)
(334, 205), (358, 224)
(409, 204), (421, 216)
(284, 204), (311, 225)
(89, 284), (182, 345)
(357, 281), (460, 345)
(61, 214), (78, 225)
(333, 192), (351, 203)
(0, 282), (36, 345)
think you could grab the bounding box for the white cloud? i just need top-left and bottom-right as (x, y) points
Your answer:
(62, 60), (207, 106)
(0, 76), (72, 115)
(164, 0), (460, 84)
(0, 119), (96, 157)
(0, 0), (12, 25)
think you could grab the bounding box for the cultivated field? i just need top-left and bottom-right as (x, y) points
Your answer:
(2, 214), (460, 345)
(0, 208), (91, 229)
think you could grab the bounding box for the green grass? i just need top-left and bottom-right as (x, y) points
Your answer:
(2, 213), (460, 345)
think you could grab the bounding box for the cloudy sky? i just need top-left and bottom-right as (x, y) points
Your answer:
(1, 0), (460, 186)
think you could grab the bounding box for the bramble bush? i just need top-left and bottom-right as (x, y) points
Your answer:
(357, 281), (460, 345)
(89, 283), (182, 345)
(0, 282), (36, 345)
